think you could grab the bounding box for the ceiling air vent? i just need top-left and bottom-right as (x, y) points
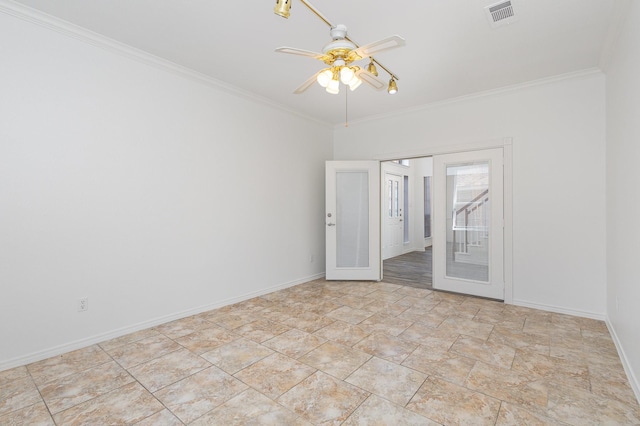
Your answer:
(485, 0), (518, 28)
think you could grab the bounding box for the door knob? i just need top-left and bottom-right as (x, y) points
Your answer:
(327, 223), (336, 226)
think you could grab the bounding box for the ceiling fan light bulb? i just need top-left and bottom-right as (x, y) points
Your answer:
(388, 78), (398, 94)
(274, 0), (291, 18)
(326, 79), (340, 94)
(317, 69), (332, 88)
(340, 66), (355, 84)
(348, 77), (362, 91)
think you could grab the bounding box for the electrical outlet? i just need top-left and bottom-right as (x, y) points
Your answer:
(310, 254), (315, 263)
(78, 297), (88, 312)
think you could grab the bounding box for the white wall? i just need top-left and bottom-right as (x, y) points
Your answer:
(334, 72), (607, 318)
(605, 1), (640, 399)
(0, 12), (332, 368)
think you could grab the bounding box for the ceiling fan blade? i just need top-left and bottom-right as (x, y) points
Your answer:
(293, 71), (321, 94)
(275, 47), (327, 60)
(349, 35), (406, 60)
(355, 69), (386, 91)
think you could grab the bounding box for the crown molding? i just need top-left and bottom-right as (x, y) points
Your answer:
(340, 68), (604, 128)
(0, 0), (332, 128)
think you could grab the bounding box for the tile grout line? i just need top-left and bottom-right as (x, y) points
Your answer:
(4, 279), (638, 424)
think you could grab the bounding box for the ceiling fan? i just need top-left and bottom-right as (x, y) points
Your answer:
(273, 0), (406, 96)
(276, 24), (405, 95)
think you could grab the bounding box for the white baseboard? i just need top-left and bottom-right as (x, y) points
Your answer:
(605, 316), (640, 405)
(511, 299), (606, 321)
(0, 272), (325, 372)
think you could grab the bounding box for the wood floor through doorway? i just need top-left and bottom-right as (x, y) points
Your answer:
(383, 247), (432, 289)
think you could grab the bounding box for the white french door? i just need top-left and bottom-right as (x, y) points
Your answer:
(433, 148), (504, 299)
(325, 161), (381, 281)
(383, 173), (404, 260)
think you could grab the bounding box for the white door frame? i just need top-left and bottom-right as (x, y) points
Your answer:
(374, 138), (513, 304)
(433, 148), (504, 299)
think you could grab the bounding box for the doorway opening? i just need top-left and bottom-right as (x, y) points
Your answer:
(381, 157), (433, 289)
(379, 147), (506, 300)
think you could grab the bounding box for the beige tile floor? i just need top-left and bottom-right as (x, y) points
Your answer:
(1, 279), (639, 425)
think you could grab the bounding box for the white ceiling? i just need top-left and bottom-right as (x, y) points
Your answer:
(11, 0), (619, 125)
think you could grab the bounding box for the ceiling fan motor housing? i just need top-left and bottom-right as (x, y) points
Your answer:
(330, 24), (348, 40)
(323, 25), (356, 59)
(322, 40), (356, 56)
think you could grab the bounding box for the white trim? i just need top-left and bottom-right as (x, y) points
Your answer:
(343, 68), (603, 127)
(512, 299), (605, 321)
(0, 273), (324, 372)
(401, 246), (415, 255)
(373, 137), (509, 163)
(0, 0), (331, 128)
(606, 317), (640, 404)
(503, 139), (514, 304)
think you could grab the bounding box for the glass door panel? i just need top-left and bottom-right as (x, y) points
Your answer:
(336, 171), (369, 268)
(446, 162), (490, 282)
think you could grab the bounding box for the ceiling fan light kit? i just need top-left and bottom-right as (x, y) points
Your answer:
(326, 78), (340, 95)
(316, 69), (333, 87)
(367, 60), (379, 77)
(340, 66), (355, 84)
(274, 0), (292, 19)
(387, 78), (398, 95)
(273, 0), (404, 96)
